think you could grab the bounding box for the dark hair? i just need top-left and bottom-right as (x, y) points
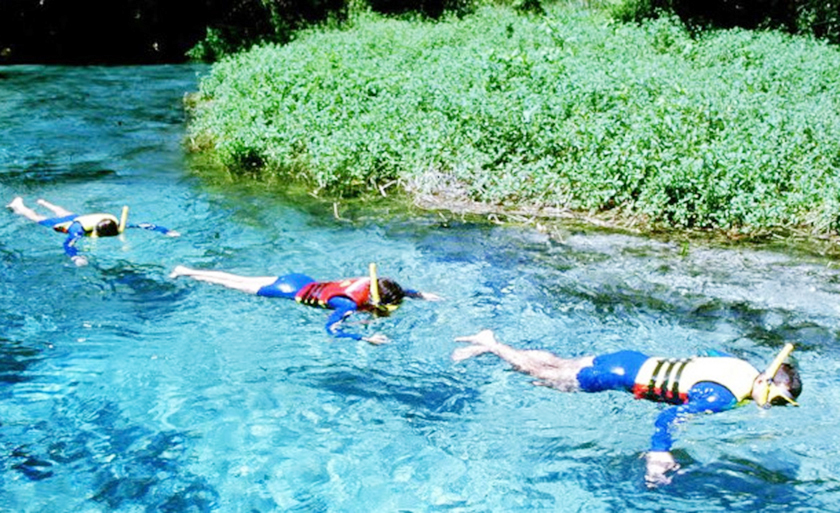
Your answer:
(377, 278), (406, 307)
(95, 218), (120, 236)
(770, 363), (802, 406)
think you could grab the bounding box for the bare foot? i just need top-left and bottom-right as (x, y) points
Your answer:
(169, 265), (189, 279)
(6, 196), (23, 211)
(454, 329), (500, 348)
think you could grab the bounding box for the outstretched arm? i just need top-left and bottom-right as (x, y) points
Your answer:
(128, 222), (180, 237)
(405, 289), (444, 301)
(645, 383), (738, 486)
(62, 223), (88, 266)
(325, 297), (388, 345)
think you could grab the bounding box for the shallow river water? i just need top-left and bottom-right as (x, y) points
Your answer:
(1, 65), (839, 512)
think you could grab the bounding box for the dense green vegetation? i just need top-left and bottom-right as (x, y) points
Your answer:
(187, 5), (840, 235)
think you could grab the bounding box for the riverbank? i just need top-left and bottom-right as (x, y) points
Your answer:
(189, 158), (840, 266)
(186, 5), (840, 240)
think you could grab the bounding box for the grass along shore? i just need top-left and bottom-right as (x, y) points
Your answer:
(186, 5), (840, 238)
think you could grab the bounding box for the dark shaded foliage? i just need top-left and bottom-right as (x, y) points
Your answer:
(367, 0), (475, 18)
(0, 0), (477, 64)
(0, 0), (344, 64)
(674, 0), (798, 31)
(614, 0), (840, 44)
(0, 0), (211, 64)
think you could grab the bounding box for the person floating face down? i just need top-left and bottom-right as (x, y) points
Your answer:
(452, 330), (802, 486)
(7, 197), (180, 266)
(170, 263), (442, 344)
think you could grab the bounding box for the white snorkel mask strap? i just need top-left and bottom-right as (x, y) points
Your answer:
(757, 343), (797, 407)
(119, 206), (129, 234)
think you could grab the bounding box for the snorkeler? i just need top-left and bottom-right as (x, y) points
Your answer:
(170, 263), (442, 344)
(452, 330), (801, 487)
(7, 196), (180, 266)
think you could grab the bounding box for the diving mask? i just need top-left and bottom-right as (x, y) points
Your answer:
(756, 343), (798, 408)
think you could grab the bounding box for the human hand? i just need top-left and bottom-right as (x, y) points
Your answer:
(71, 255), (89, 267)
(644, 451), (679, 487)
(363, 334), (390, 345)
(166, 230), (181, 237)
(420, 292), (444, 301)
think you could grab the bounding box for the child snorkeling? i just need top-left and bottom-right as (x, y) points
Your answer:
(7, 196), (180, 266)
(170, 263), (441, 344)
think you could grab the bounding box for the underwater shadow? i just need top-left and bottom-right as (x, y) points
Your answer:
(97, 263), (190, 320)
(302, 364), (481, 420)
(0, 334), (43, 385)
(661, 456), (814, 510)
(4, 395), (220, 511)
(525, 442), (814, 511)
(0, 161), (118, 186)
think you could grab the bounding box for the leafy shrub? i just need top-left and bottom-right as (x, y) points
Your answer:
(607, 0), (660, 23)
(189, 6), (840, 233)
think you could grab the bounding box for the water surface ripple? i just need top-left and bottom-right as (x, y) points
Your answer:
(0, 65), (838, 512)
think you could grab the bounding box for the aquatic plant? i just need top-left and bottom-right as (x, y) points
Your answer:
(188, 5), (840, 234)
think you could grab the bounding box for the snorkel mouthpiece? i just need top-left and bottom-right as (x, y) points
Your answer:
(757, 343), (797, 408)
(119, 206), (129, 233)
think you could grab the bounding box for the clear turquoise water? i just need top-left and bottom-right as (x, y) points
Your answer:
(1, 65), (839, 512)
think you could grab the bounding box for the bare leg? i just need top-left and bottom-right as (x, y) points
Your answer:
(6, 197), (48, 222)
(453, 330), (594, 392)
(36, 199), (73, 217)
(169, 265), (278, 295)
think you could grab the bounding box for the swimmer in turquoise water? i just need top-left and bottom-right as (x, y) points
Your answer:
(453, 329), (801, 486)
(7, 196), (180, 266)
(170, 263), (442, 344)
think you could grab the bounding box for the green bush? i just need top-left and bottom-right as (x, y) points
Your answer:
(188, 6), (840, 233)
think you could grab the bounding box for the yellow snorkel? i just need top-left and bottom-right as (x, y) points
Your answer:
(370, 262), (381, 306)
(119, 206), (129, 234)
(756, 343), (798, 408)
(369, 262), (398, 313)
